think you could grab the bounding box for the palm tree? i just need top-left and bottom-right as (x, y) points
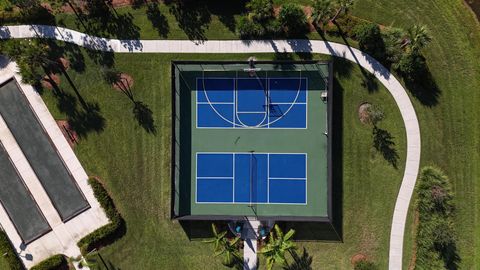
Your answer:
(204, 224), (242, 267)
(311, 0), (335, 30)
(402, 25), (432, 53)
(331, 0), (354, 22)
(259, 224), (296, 270)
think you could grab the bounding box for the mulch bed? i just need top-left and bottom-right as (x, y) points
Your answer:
(58, 57), (70, 71)
(41, 73), (61, 90)
(56, 120), (78, 148)
(112, 73), (134, 92)
(351, 253), (367, 265)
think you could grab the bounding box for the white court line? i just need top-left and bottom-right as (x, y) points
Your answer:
(196, 76), (307, 129)
(195, 152), (307, 205)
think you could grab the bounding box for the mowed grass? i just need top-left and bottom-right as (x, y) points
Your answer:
(352, 0), (480, 268)
(32, 51), (406, 269)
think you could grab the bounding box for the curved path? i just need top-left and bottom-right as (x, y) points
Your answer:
(0, 25), (421, 270)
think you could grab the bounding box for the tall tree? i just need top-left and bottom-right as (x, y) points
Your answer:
(311, 0), (335, 30)
(1, 39), (52, 85)
(259, 224), (296, 270)
(331, 0), (354, 22)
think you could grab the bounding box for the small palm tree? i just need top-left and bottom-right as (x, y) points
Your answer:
(402, 25), (432, 53)
(216, 236), (242, 267)
(204, 223), (228, 253)
(259, 224), (296, 270)
(204, 224), (242, 267)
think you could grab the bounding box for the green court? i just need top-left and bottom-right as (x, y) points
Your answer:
(172, 61), (332, 220)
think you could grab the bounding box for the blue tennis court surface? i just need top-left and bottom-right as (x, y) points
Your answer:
(196, 153), (307, 204)
(197, 77), (307, 128)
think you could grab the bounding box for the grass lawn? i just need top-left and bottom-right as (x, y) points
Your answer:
(353, 0), (480, 268)
(32, 50), (406, 269)
(1, 0), (479, 268)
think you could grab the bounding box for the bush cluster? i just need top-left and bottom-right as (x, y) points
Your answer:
(237, 0), (307, 38)
(77, 178), (125, 255)
(31, 254), (66, 270)
(0, 231), (23, 270)
(415, 166), (458, 269)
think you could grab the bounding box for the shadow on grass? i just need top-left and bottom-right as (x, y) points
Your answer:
(400, 64), (440, 107)
(372, 126), (399, 169)
(42, 71), (105, 138)
(283, 248), (313, 270)
(204, 0), (246, 32)
(167, 0), (211, 42)
(146, 2), (170, 38)
(102, 68), (156, 134)
(440, 242), (460, 270)
(179, 220), (227, 240)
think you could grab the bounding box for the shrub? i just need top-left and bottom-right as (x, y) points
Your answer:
(354, 260), (378, 270)
(0, 231), (23, 270)
(354, 22), (386, 61)
(381, 27), (404, 66)
(77, 178), (125, 255)
(246, 0), (274, 21)
(278, 3), (308, 36)
(325, 14), (366, 38)
(394, 51), (426, 79)
(237, 15), (265, 38)
(365, 104), (384, 126)
(415, 166), (458, 269)
(31, 254), (66, 270)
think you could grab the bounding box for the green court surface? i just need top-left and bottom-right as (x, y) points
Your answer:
(173, 62), (332, 220)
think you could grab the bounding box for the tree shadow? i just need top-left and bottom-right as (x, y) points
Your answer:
(103, 69), (156, 134)
(133, 101), (156, 134)
(439, 241), (460, 270)
(146, 2), (170, 38)
(283, 248), (313, 270)
(400, 63), (440, 107)
(372, 126), (399, 169)
(203, 0), (246, 32)
(168, 0), (211, 43)
(42, 66), (105, 138)
(360, 68), (379, 92)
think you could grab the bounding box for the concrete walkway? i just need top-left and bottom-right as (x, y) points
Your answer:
(241, 219), (260, 270)
(0, 24), (421, 270)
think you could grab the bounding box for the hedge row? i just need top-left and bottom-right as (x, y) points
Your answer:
(0, 230), (23, 270)
(77, 178), (125, 256)
(31, 254), (66, 270)
(415, 166), (458, 269)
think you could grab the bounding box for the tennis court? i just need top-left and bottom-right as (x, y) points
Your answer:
(196, 153), (306, 204)
(173, 61), (332, 220)
(197, 77), (307, 128)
